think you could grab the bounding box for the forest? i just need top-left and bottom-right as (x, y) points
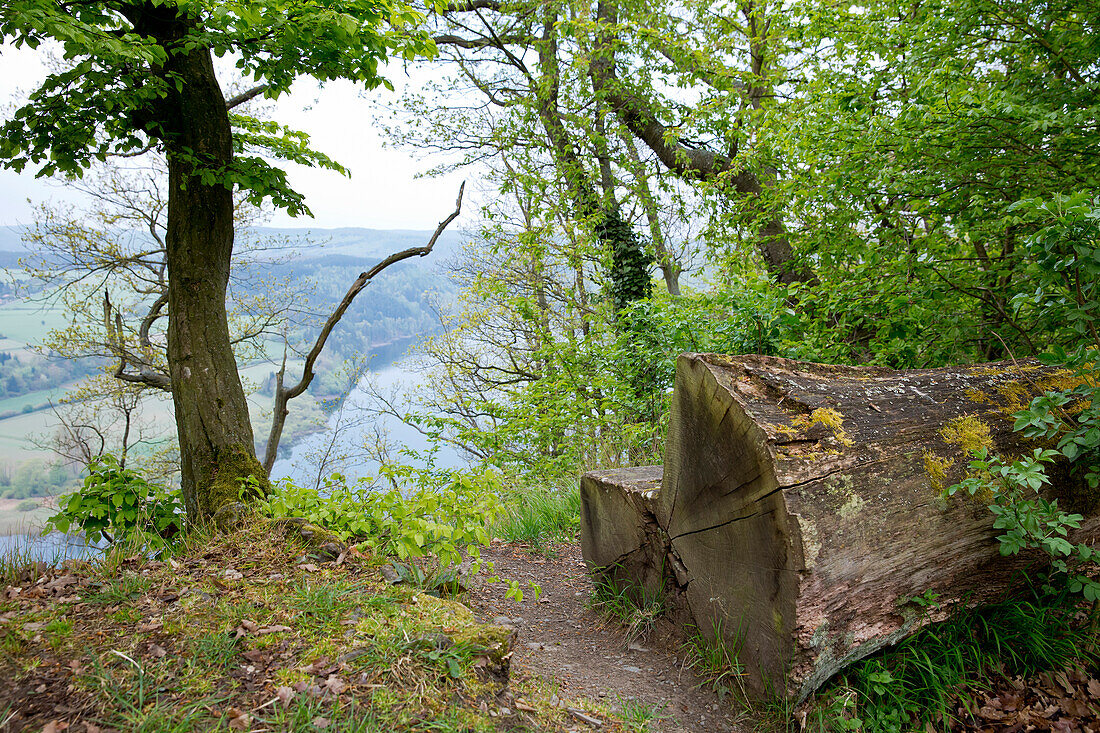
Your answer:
(0, 0), (1097, 730)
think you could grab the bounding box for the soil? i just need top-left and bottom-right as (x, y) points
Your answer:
(464, 541), (755, 733)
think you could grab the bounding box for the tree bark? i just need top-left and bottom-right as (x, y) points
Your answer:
(581, 354), (1100, 701)
(131, 3), (268, 520)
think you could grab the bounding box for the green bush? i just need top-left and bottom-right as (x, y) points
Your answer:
(258, 465), (503, 567)
(15, 499), (37, 512)
(45, 454), (184, 553)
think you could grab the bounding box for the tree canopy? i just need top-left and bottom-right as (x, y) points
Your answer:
(0, 0), (434, 520)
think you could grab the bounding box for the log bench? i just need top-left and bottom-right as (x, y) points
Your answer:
(580, 354), (1100, 701)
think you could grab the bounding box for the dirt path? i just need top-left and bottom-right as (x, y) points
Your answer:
(464, 541), (754, 733)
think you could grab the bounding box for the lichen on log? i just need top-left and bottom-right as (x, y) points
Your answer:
(580, 354), (1100, 702)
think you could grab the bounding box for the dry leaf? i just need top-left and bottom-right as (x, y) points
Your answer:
(41, 722), (69, 733)
(276, 686), (295, 707)
(149, 644), (167, 658)
(258, 625), (292, 635)
(312, 717), (331, 729)
(324, 675), (347, 695)
(137, 620), (162, 632)
(298, 563), (320, 573)
(227, 709), (251, 731)
(240, 619), (259, 633)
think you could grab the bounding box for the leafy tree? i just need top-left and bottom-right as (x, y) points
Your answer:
(768, 0), (1100, 366)
(0, 0), (432, 520)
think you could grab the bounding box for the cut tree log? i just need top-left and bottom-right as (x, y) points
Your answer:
(580, 354), (1099, 702)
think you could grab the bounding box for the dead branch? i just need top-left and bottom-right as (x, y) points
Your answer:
(261, 182), (466, 473)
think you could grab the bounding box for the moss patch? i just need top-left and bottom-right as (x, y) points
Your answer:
(939, 416), (993, 453)
(198, 443), (272, 520)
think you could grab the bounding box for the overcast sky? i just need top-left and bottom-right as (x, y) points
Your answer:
(0, 43), (470, 232)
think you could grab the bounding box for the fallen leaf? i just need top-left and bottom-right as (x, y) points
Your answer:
(240, 619), (259, 633)
(258, 625), (292, 635)
(226, 707), (250, 731)
(324, 675), (347, 695)
(1088, 679), (1100, 698)
(41, 722), (69, 733)
(276, 686), (295, 707)
(298, 563), (320, 573)
(149, 644), (167, 658)
(312, 717), (330, 729)
(137, 621), (162, 632)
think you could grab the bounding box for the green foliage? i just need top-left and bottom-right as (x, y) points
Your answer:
(44, 454), (183, 552)
(597, 208), (653, 313)
(0, 0), (433, 214)
(947, 447), (1100, 601)
(258, 465), (502, 567)
(493, 483), (581, 553)
(811, 594), (1097, 732)
(944, 196), (1100, 602)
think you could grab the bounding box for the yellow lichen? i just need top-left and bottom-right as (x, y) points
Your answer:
(923, 452), (955, 492)
(939, 416), (993, 453)
(790, 407), (855, 447)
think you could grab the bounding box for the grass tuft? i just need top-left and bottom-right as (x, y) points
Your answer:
(493, 482), (580, 553)
(589, 574), (666, 643)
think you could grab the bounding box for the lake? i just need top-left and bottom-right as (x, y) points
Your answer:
(270, 363), (463, 488)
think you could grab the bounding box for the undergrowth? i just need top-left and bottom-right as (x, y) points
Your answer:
(493, 481), (581, 553)
(588, 574), (667, 643)
(807, 590), (1100, 732)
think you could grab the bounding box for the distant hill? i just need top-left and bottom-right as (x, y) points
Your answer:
(0, 224), (465, 268)
(250, 227), (465, 261)
(0, 227), (26, 255)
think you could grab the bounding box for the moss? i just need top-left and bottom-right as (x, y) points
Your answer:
(789, 407), (855, 447)
(452, 623), (517, 668)
(200, 443), (271, 519)
(939, 416), (993, 453)
(923, 452), (955, 493)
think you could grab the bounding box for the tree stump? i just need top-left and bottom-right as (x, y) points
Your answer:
(580, 354), (1099, 701)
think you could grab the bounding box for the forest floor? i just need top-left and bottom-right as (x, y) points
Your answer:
(465, 541), (753, 733)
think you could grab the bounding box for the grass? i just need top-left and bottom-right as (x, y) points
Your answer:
(0, 517), (643, 732)
(589, 573), (667, 643)
(493, 482), (580, 554)
(806, 590), (1100, 733)
(614, 695), (669, 732)
(681, 619), (747, 702)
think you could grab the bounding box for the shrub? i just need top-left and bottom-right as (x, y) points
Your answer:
(258, 465), (503, 567)
(45, 454), (184, 553)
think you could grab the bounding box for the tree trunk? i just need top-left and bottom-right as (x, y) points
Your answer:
(581, 354), (1100, 701)
(161, 29), (268, 521)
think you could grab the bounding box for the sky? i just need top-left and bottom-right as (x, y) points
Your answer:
(0, 43), (471, 232)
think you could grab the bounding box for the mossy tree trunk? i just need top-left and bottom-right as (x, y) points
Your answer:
(131, 5), (269, 520)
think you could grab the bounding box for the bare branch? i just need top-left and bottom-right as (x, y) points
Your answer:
(262, 182), (466, 472)
(225, 84), (270, 110)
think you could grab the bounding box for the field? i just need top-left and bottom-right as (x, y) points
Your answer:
(0, 285), (329, 484)
(0, 496), (56, 535)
